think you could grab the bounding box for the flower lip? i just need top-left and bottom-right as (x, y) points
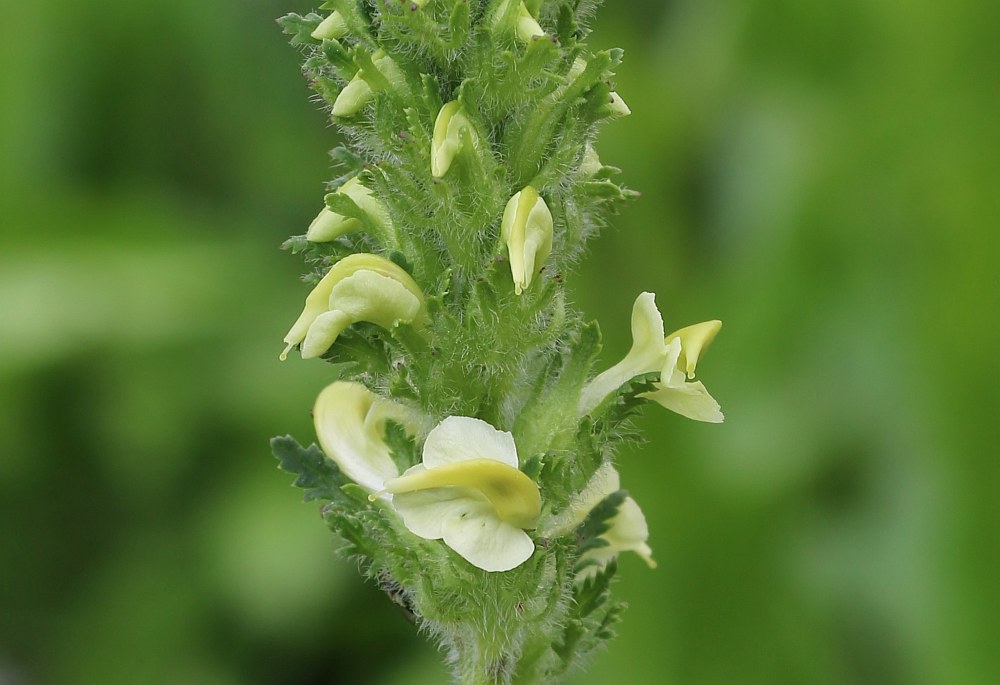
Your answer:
(385, 459), (541, 529)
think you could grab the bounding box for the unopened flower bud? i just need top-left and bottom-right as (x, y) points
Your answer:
(431, 101), (478, 178)
(514, 2), (545, 42)
(500, 186), (553, 295)
(311, 11), (348, 41)
(491, 0), (545, 42)
(306, 176), (391, 242)
(281, 253), (425, 360)
(332, 50), (406, 118)
(579, 143), (602, 177)
(609, 91), (631, 116)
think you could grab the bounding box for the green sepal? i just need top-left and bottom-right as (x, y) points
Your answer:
(514, 322), (601, 457)
(383, 419), (420, 474)
(552, 559), (623, 675)
(576, 489), (628, 556)
(321, 38), (355, 72)
(340, 482), (371, 504)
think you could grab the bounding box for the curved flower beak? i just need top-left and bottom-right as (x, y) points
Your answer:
(384, 416), (541, 572)
(386, 459), (541, 529)
(431, 101), (477, 178)
(314, 381), (419, 492)
(500, 186), (553, 295)
(667, 320), (721, 380)
(281, 253), (425, 360)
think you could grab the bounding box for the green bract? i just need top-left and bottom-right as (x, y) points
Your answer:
(273, 3), (722, 684)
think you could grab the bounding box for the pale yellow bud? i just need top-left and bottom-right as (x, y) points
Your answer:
(514, 2), (545, 42)
(332, 50), (405, 118)
(306, 176), (391, 243)
(609, 91), (631, 116)
(500, 186), (553, 295)
(431, 101), (477, 178)
(579, 143), (602, 177)
(311, 11), (348, 41)
(491, 0), (545, 42)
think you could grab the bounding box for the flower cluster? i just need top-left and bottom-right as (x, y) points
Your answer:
(273, 2), (723, 682)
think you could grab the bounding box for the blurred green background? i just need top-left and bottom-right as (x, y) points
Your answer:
(1, 0), (997, 683)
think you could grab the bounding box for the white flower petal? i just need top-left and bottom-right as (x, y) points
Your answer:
(604, 497), (655, 566)
(642, 379), (724, 423)
(314, 382), (401, 492)
(441, 510), (536, 572)
(391, 485), (487, 540)
(577, 495), (656, 582)
(422, 416), (519, 469)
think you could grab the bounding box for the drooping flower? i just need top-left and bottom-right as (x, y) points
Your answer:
(431, 101), (478, 178)
(281, 253), (425, 360)
(313, 381), (421, 492)
(382, 416), (541, 572)
(500, 186), (553, 295)
(578, 292), (722, 422)
(542, 462), (655, 582)
(306, 176), (391, 243)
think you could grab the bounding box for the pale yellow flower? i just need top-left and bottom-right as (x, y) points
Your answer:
(383, 417), (541, 572)
(281, 253), (425, 360)
(332, 50), (406, 118)
(542, 462), (654, 582)
(579, 292), (722, 422)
